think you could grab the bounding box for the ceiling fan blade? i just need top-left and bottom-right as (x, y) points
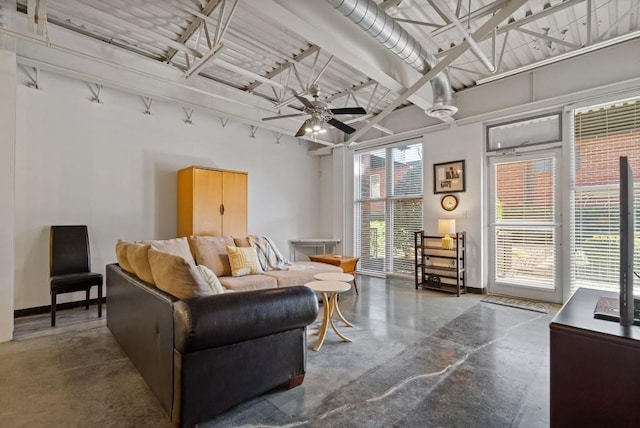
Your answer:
(327, 118), (356, 134)
(295, 120), (310, 137)
(262, 113), (307, 121)
(329, 107), (367, 115)
(295, 94), (315, 109)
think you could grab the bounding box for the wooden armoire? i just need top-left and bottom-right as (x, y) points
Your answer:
(177, 166), (248, 237)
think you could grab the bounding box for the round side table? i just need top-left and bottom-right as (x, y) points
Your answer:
(314, 272), (354, 283)
(305, 280), (353, 351)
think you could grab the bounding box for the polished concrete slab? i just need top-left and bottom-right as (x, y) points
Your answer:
(2, 277), (557, 427)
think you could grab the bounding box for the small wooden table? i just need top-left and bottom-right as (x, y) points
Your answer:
(308, 254), (360, 294)
(305, 280), (354, 351)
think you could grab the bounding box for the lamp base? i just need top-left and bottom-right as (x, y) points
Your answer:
(441, 234), (454, 250)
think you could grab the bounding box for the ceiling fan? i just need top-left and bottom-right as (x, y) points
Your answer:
(262, 85), (367, 137)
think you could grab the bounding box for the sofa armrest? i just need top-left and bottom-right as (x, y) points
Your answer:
(173, 286), (319, 353)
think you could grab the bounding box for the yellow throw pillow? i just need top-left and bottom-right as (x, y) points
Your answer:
(115, 240), (135, 273)
(127, 243), (155, 285)
(148, 249), (213, 299)
(226, 245), (263, 277)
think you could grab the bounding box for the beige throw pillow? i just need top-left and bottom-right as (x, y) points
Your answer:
(127, 243), (155, 285)
(226, 245), (263, 277)
(144, 237), (196, 266)
(115, 240), (135, 273)
(148, 249), (213, 299)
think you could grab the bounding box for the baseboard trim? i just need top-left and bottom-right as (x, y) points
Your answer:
(466, 286), (486, 295)
(14, 298), (106, 318)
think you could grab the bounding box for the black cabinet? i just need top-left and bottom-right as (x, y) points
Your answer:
(550, 288), (640, 427)
(414, 230), (466, 296)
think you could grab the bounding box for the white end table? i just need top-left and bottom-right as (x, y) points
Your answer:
(305, 280), (354, 351)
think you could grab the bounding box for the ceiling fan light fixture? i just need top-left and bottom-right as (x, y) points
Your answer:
(310, 116), (324, 132)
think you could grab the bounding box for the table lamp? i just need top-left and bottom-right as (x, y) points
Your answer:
(438, 219), (456, 250)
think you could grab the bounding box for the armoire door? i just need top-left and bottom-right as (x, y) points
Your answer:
(221, 171), (248, 237)
(192, 168), (223, 236)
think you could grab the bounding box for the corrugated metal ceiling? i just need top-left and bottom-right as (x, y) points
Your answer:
(12, 0), (640, 142)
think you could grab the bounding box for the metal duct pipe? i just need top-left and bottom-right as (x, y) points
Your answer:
(326, 0), (457, 118)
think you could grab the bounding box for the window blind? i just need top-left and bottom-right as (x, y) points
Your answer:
(494, 157), (557, 289)
(355, 142), (423, 276)
(571, 98), (640, 294)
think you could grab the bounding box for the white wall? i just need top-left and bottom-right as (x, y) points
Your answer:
(423, 123), (484, 289)
(13, 69), (323, 310)
(0, 49), (16, 340)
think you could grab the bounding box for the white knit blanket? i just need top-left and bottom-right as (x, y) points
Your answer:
(248, 235), (291, 271)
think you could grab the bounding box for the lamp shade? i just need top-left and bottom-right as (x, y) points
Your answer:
(438, 219), (456, 235)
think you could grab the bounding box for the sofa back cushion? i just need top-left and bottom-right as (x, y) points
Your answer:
(233, 237), (251, 247)
(127, 243), (155, 285)
(115, 240), (135, 274)
(148, 249), (213, 299)
(189, 235), (235, 277)
(144, 237), (196, 266)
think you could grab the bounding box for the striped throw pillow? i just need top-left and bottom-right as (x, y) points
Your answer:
(196, 265), (225, 294)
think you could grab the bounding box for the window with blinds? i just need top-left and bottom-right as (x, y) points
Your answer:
(355, 142), (423, 276)
(494, 157), (557, 289)
(570, 98), (640, 294)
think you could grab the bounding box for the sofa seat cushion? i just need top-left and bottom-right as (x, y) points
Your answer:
(264, 262), (343, 287)
(219, 274), (277, 292)
(189, 236), (235, 277)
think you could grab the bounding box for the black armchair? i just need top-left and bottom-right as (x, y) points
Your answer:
(49, 225), (103, 327)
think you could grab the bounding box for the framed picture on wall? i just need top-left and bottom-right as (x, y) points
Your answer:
(434, 160), (466, 194)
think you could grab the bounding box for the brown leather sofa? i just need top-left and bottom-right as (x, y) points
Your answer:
(106, 263), (319, 427)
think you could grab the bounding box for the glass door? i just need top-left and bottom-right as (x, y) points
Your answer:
(488, 149), (563, 302)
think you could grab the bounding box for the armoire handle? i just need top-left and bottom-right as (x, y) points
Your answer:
(220, 204), (225, 215)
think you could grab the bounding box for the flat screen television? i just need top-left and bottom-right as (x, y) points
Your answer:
(620, 156), (635, 326)
(593, 156), (637, 325)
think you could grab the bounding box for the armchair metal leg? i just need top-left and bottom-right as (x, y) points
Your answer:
(51, 292), (56, 327)
(85, 289), (90, 310)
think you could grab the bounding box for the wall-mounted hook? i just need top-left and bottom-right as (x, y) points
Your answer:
(275, 132), (282, 144)
(220, 117), (229, 128)
(88, 83), (103, 103)
(142, 97), (153, 115)
(183, 107), (194, 125)
(23, 66), (40, 90)
(249, 126), (258, 138)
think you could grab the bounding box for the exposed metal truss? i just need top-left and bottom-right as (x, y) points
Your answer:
(6, 0), (640, 146)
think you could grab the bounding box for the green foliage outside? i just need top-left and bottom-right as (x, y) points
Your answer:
(576, 234), (640, 283)
(369, 220), (385, 257)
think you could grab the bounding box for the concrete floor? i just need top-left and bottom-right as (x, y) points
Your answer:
(2, 277), (557, 427)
